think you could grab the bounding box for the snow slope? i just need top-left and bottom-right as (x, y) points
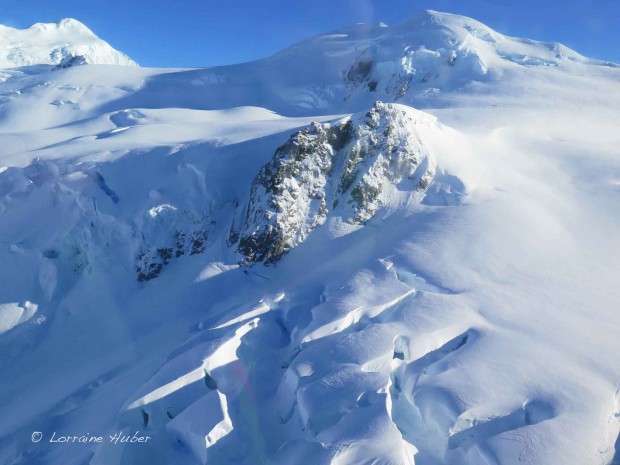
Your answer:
(0, 9), (620, 465)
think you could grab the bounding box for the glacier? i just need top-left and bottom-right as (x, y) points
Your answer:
(0, 9), (620, 465)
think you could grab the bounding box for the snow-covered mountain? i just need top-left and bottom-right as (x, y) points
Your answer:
(1, 10), (620, 465)
(0, 18), (137, 70)
(128, 9), (615, 115)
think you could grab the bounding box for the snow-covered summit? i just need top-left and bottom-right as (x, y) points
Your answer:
(0, 18), (138, 68)
(303, 8), (614, 96)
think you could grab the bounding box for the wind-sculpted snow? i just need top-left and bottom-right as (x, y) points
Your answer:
(238, 102), (436, 263)
(1, 9), (620, 465)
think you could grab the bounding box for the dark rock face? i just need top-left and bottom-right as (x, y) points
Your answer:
(238, 102), (437, 264)
(135, 205), (210, 281)
(52, 54), (89, 70)
(237, 121), (347, 264)
(136, 227), (209, 281)
(347, 58), (374, 91)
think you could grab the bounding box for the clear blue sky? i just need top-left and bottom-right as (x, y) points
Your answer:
(0, 0), (618, 67)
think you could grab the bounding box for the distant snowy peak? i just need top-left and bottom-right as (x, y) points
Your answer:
(0, 18), (137, 69)
(327, 9), (601, 69)
(361, 10), (597, 77)
(411, 9), (605, 65)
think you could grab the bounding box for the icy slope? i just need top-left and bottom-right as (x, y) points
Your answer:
(0, 9), (620, 465)
(0, 18), (137, 69)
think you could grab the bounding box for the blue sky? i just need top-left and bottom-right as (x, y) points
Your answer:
(0, 0), (618, 67)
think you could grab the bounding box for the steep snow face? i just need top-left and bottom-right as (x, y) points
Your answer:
(238, 102), (437, 263)
(0, 18), (137, 69)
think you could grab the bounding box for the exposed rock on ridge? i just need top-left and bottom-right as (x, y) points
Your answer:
(238, 102), (437, 264)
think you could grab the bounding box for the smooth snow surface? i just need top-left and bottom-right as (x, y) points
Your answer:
(0, 9), (620, 465)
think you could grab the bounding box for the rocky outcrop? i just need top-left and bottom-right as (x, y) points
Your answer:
(237, 102), (437, 264)
(136, 205), (210, 281)
(237, 120), (349, 264)
(52, 53), (89, 70)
